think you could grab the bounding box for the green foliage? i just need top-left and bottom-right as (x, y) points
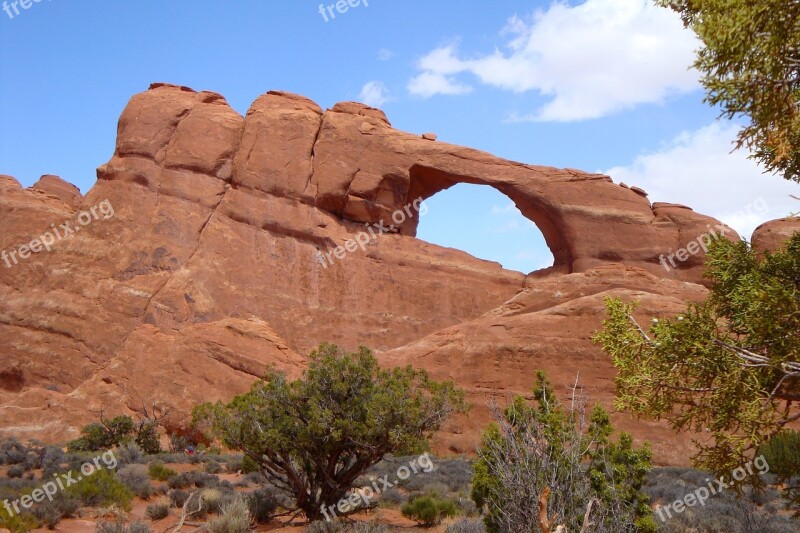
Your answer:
(67, 414), (163, 454)
(239, 454), (259, 474)
(401, 493), (458, 527)
(657, 0), (800, 182)
(193, 342), (467, 521)
(64, 469), (133, 510)
(0, 508), (39, 533)
(594, 234), (800, 487)
(759, 430), (800, 480)
(758, 430), (800, 515)
(471, 371), (655, 533)
(135, 422), (161, 455)
(148, 461), (177, 482)
(68, 416), (135, 452)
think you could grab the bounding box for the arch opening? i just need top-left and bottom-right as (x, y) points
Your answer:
(416, 183), (555, 274)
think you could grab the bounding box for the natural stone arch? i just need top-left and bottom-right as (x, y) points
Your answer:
(404, 164), (571, 271)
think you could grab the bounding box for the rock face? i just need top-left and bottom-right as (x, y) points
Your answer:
(752, 216), (800, 253)
(1, 83), (790, 461)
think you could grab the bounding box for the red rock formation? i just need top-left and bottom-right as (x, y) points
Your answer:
(752, 217), (800, 254)
(0, 83), (781, 461)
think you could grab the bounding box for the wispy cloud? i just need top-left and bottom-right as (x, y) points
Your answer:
(605, 121), (800, 239)
(359, 81), (392, 108)
(408, 0), (700, 121)
(378, 48), (395, 61)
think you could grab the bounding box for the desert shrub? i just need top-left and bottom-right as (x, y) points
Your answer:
(31, 496), (80, 529)
(352, 524), (388, 533)
(304, 521), (387, 533)
(148, 461), (177, 482)
(168, 433), (192, 454)
(135, 422), (161, 455)
(401, 493), (458, 527)
(246, 486), (278, 523)
(40, 446), (66, 477)
(116, 442), (145, 466)
(0, 439), (29, 465)
(96, 520), (151, 533)
(760, 429), (800, 477)
(146, 501), (170, 521)
(0, 509), (39, 533)
(7, 465), (25, 478)
(222, 455), (244, 473)
(446, 518), (487, 533)
(194, 343), (466, 522)
(199, 488), (224, 515)
(379, 487), (407, 507)
(32, 502), (61, 530)
(169, 489), (189, 508)
(208, 497), (250, 533)
(473, 372), (656, 533)
(205, 461), (223, 474)
(240, 454), (260, 475)
(68, 416), (134, 452)
(64, 468), (133, 510)
(243, 471), (265, 486)
(117, 464), (153, 499)
(168, 471), (218, 490)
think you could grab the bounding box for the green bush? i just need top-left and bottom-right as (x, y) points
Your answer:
(240, 455), (260, 475)
(68, 417), (134, 452)
(759, 430), (800, 480)
(401, 493), (458, 527)
(146, 501), (170, 521)
(64, 469), (133, 510)
(135, 423), (161, 455)
(208, 497), (250, 533)
(0, 508), (39, 533)
(148, 462), (177, 482)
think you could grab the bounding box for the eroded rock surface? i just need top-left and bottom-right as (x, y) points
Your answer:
(1, 83), (793, 459)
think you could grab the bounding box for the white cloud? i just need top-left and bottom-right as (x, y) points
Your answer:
(378, 48), (395, 61)
(407, 71), (473, 98)
(605, 122), (800, 239)
(358, 81), (391, 108)
(408, 0), (700, 121)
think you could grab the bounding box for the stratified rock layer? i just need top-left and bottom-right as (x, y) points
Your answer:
(2, 83), (791, 462)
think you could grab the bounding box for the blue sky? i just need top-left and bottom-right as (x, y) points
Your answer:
(2, 0), (798, 273)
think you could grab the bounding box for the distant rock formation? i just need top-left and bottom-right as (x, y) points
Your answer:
(1, 83), (794, 464)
